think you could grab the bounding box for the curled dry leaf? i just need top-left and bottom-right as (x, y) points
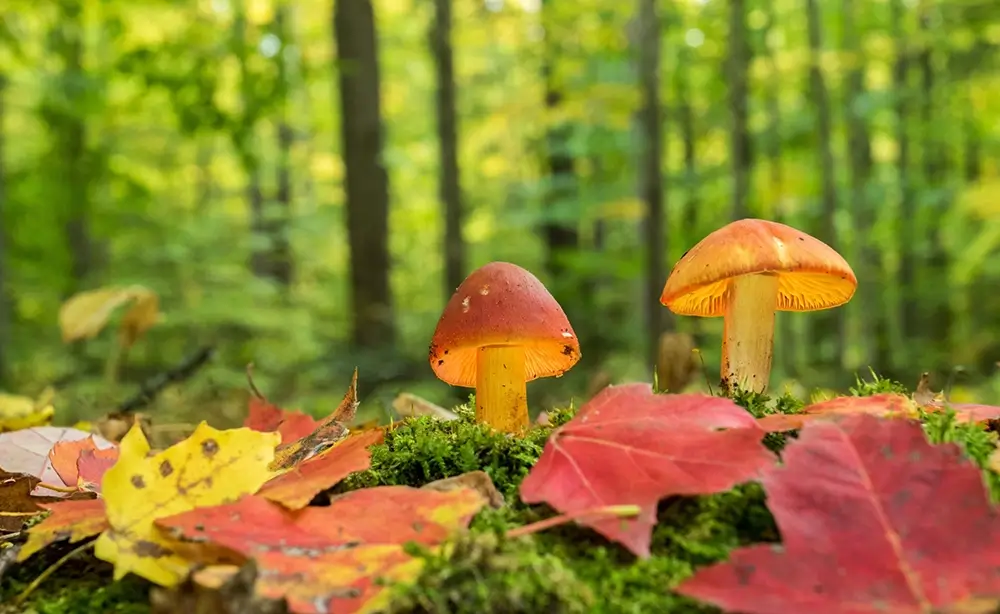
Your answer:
(0, 427), (114, 496)
(59, 285), (160, 346)
(392, 392), (459, 421)
(0, 470), (46, 533)
(93, 422), (279, 586)
(159, 486), (487, 614)
(269, 369), (359, 471)
(95, 411), (152, 444)
(258, 429), (384, 510)
(17, 498), (109, 561)
(911, 374), (1000, 424)
(677, 413), (1000, 614)
(421, 470), (505, 510)
(520, 384), (776, 557)
(756, 393), (917, 433)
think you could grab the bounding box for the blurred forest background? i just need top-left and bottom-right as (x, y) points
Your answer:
(1, 0), (999, 425)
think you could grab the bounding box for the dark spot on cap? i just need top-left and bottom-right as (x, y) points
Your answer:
(131, 475), (146, 489)
(158, 460), (174, 478)
(561, 345), (575, 356)
(201, 438), (219, 458)
(443, 349), (449, 355)
(437, 359), (444, 366)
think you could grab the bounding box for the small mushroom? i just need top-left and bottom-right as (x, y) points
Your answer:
(429, 262), (580, 433)
(660, 219), (857, 394)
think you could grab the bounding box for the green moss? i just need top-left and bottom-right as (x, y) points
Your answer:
(921, 405), (1000, 501)
(849, 370), (909, 396)
(0, 545), (148, 614)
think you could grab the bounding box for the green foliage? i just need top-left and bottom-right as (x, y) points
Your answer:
(921, 406), (1000, 502)
(849, 370), (910, 397)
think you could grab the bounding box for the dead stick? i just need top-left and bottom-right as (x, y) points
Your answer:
(118, 346), (214, 413)
(505, 505), (640, 539)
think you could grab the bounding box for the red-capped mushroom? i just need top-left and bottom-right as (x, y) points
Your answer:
(429, 262), (580, 433)
(661, 219), (857, 394)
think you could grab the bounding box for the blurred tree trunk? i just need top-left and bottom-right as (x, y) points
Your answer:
(891, 0), (915, 367)
(335, 0), (395, 349)
(55, 0), (92, 297)
(269, 4), (295, 287)
(917, 3), (950, 365)
(726, 0), (751, 220)
(842, 0), (875, 371)
(676, 46), (697, 241)
(806, 0), (841, 367)
(963, 101), (980, 183)
(430, 0), (465, 298)
(0, 74), (8, 384)
(541, 0), (579, 285)
(635, 0), (669, 369)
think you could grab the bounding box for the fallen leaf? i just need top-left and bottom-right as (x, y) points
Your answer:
(676, 413), (1000, 614)
(0, 470), (45, 532)
(756, 393), (917, 432)
(519, 383), (776, 557)
(59, 285), (160, 346)
(77, 447), (121, 493)
(0, 389), (55, 432)
(421, 470), (505, 509)
(159, 486), (486, 614)
(392, 393), (459, 421)
(245, 397), (319, 445)
(49, 436), (118, 488)
(95, 411), (153, 444)
(150, 561), (289, 614)
(93, 422), (280, 586)
(0, 427), (114, 496)
(17, 498), (109, 561)
(258, 429), (384, 510)
(909, 375), (1000, 424)
(269, 370), (359, 471)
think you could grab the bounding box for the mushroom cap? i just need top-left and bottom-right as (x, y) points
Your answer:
(661, 219), (857, 317)
(429, 262), (580, 387)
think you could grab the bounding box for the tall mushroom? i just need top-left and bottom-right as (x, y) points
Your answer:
(429, 262), (580, 433)
(661, 219), (857, 394)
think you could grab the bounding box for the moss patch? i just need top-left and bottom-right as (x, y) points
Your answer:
(3, 380), (998, 614)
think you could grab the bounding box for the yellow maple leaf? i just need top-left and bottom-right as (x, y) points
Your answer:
(59, 285), (160, 347)
(0, 387), (56, 432)
(94, 421), (279, 586)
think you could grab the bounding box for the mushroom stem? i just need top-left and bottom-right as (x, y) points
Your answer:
(475, 345), (529, 433)
(721, 273), (779, 394)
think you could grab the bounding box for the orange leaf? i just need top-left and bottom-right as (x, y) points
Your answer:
(17, 498), (109, 561)
(269, 369), (359, 471)
(49, 436), (106, 487)
(76, 447), (120, 494)
(258, 429), (384, 510)
(0, 426), (113, 496)
(244, 397), (319, 444)
(756, 393), (917, 433)
(159, 485), (486, 614)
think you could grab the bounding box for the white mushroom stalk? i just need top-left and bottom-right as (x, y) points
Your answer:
(721, 273), (779, 394)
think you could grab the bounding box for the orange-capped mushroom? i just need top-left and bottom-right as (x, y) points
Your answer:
(661, 219), (856, 393)
(429, 262), (580, 433)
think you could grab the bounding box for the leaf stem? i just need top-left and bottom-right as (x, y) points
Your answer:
(37, 482), (80, 494)
(505, 505), (641, 539)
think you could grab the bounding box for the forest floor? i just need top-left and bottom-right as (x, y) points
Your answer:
(1, 376), (997, 614)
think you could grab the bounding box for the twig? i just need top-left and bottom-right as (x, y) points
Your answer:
(36, 482), (80, 494)
(118, 345), (215, 413)
(0, 511), (39, 517)
(14, 540), (95, 607)
(505, 505), (640, 539)
(246, 362), (265, 400)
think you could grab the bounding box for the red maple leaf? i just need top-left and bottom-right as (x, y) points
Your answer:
(519, 383), (776, 557)
(244, 397), (319, 444)
(676, 413), (1000, 614)
(48, 436), (119, 489)
(757, 393), (916, 432)
(16, 498), (109, 562)
(76, 447), (120, 493)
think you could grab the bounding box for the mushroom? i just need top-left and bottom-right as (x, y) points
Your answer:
(429, 262), (580, 433)
(660, 219), (856, 394)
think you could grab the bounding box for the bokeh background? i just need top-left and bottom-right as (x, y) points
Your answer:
(1, 0), (999, 426)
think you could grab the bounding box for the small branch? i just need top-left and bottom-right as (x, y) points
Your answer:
(14, 540), (95, 607)
(246, 362), (265, 400)
(118, 345), (214, 413)
(505, 505), (640, 539)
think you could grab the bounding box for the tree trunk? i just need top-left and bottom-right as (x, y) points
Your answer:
(842, 0), (875, 371)
(0, 74), (8, 384)
(57, 0), (92, 297)
(806, 0), (841, 367)
(891, 0), (915, 366)
(541, 0), (579, 283)
(430, 0), (465, 299)
(270, 4), (295, 287)
(334, 0), (395, 349)
(726, 0), (751, 220)
(636, 0), (669, 368)
(677, 45), (698, 243)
